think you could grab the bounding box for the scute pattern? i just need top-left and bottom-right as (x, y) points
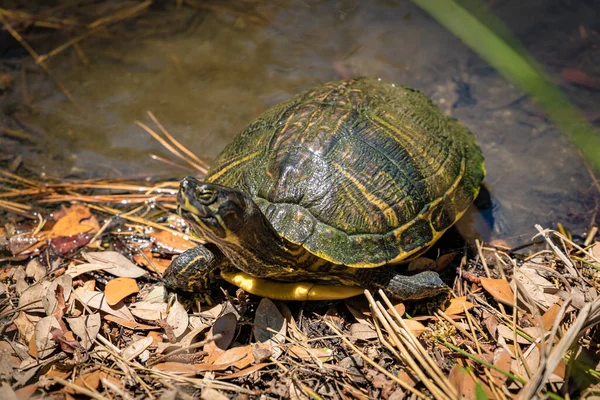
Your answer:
(207, 78), (484, 267)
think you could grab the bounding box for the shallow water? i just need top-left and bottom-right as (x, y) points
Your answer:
(1, 0), (599, 246)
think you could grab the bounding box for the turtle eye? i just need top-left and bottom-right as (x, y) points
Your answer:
(197, 190), (215, 204)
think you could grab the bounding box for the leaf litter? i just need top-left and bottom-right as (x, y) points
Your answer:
(0, 117), (600, 399)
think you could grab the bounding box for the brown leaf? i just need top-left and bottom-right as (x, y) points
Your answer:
(149, 230), (195, 253)
(216, 362), (271, 380)
(152, 362), (198, 375)
(435, 253), (455, 271)
(66, 313), (101, 350)
(212, 345), (252, 366)
(288, 345), (332, 362)
(480, 277), (514, 306)
(14, 384), (37, 400)
(562, 68), (598, 88)
(50, 233), (91, 255)
(129, 301), (168, 321)
(122, 336), (154, 361)
(132, 248), (171, 274)
(43, 274), (73, 317)
(253, 299), (286, 359)
(448, 364), (476, 398)
(49, 204), (99, 238)
(444, 296), (474, 315)
(68, 371), (101, 394)
(490, 349), (512, 387)
(105, 277), (139, 306)
(83, 251), (147, 278)
(166, 300), (189, 338)
(349, 323), (378, 341)
(541, 303), (562, 331)
(407, 257), (436, 272)
(104, 315), (160, 330)
(403, 319), (426, 337)
(204, 313), (237, 364)
(74, 287), (135, 321)
(34, 316), (61, 359)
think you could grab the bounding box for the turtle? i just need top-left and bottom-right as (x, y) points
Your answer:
(163, 78), (485, 301)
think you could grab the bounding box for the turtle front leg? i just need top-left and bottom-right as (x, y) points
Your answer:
(163, 244), (229, 298)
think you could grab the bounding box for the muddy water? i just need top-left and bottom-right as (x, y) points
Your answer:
(1, 0), (599, 246)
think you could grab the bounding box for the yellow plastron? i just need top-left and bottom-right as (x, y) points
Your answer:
(220, 271), (364, 301)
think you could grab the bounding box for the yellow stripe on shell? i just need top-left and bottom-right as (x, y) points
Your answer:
(220, 271), (364, 301)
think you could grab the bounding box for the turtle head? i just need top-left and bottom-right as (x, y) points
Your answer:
(178, 177), (251, 239)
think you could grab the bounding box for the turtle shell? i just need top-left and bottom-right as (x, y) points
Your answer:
(206, 78), (485, 267)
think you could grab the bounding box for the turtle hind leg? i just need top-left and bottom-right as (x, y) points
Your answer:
(356, 268), (450, 301)
(163, 244), (229, 295)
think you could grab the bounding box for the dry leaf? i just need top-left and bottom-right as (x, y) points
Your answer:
(480, 277), (514, 306)
(43, 275), (73, 316)
(166, 300), (188, 338)
(254, 299), (286, 359)
(149, 230), (195, 253)
(204, 313), (237, 364)
(212, 345), (251, 366)
(14, 312), (37, 342)
(201, 388), (228, 400)
(496, 325), (530, 344)
(104, 315), (160, 330)
(74, 287), (135, 321)
(349, 323), (378, 341)
(67, 371), (101, 394)
(444, 296), (474, 315)
(216, 362), (270, 380)
(34, 316), (61, 359)
(25, 259), (46, 282)
(105, 277), (139, 306)
(407, 257), (436, 272)
(122, 336), (154, 361)
(448, 364), (476, 398)
(0, 382), (18, 400)
(130, 301), (168, 321)
(49, 204), (99, 238)
(403, 319), (426, 337)
(289, 345), (332, 362)
(490, 349), (512, 387)
(541, 303), (562, 331)
(152, 362), (198, 375)
(83, 251), (146, 278)
(66, 313), (101, 350)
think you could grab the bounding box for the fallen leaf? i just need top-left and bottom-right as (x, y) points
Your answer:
(448, 364), (476, 398)
(105, 277), (139, 306)
(14, 383), (37, 400)
(289, 345), (333, 362)
(216, 362), (271, 380)
(490, 349), (512, 387)
(444, 296), (474, 316)
(133, 249), (171, 274)
(83, 251), (147, 278)
(253, 299), (286, 359)
(0, 382), (18, 400)
(66, 313), (101, 350)
(43, 275), (73, 317)
(25, 259), (46, 282)
(68, 371), (101, 394)
(152, 362), (197, 375)
(349, 323), (378, 341)
(480, 277), (514, 306)
(34, 316), (61, 359)
(14, 312), (37, 342)
(166, 300), (188, 338)
(104, 315), (160, 330)
(201, 388), (228, 400)
(496, 325), (530, 344)
(407, 257), (436, 272)
(204, 313), (237, 364)
(435, 253), (455, 271)
(50, 204), (99, 238)
(149, 230), (195, 253)
(562, 68), (598, 88)
(403, 319), (426, 337)
(212, 345), (252, 366)
(122, 336), (154, 361)
(541, 303), (562, 331)
(50, 233), (91, 255)
(130, 301), (168, 321)
(74, 287), (135, 321)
